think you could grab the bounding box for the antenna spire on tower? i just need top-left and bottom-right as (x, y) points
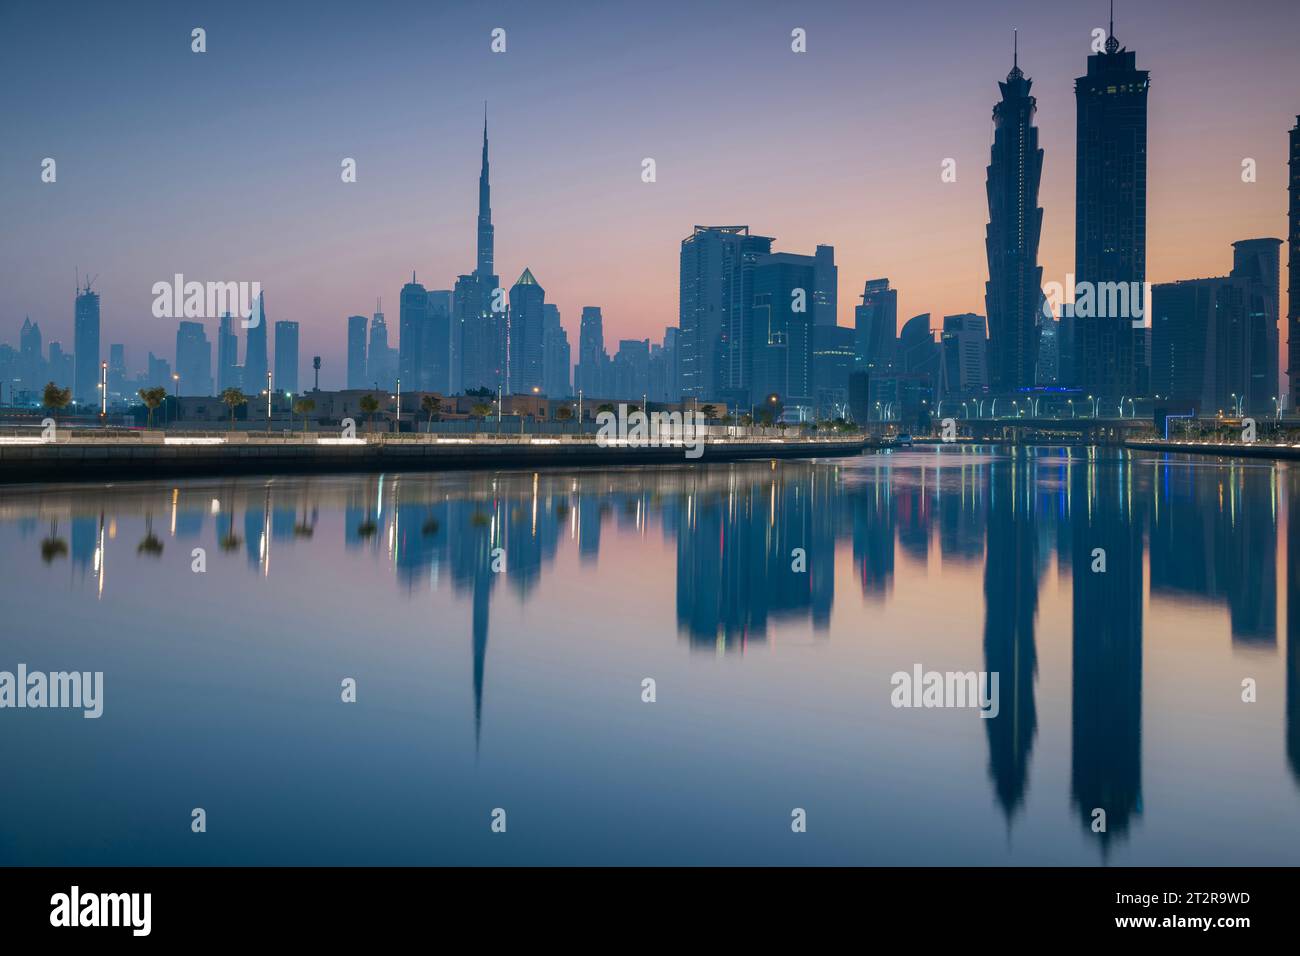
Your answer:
(1013, 28), (1018, 69)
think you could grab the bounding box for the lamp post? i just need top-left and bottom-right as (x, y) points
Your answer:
(266, 370), (272, 431)
(99, 361), (107, 421)
(396, 377), (402, 431)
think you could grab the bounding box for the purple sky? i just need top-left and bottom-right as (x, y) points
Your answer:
(2, 0), (1297, 388)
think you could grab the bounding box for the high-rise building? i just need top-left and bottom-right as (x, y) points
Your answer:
(812, 245), (838, 327)
(367, 306), (391, 387)
(48, 342), (73, 390)
(678, 225), (774, 403)
(812, 325), (855, 418)
(1151, 240), (1283, 416)
(175, 320), (213, 396)
(346, 314), (368, 390)
(1232, 238), (1282, 414)
(854, 278), (897, 375)
(985, 35), (1044, 392)
(751, 252), (816, 411)
(612, 339), (651, 401)
(398, 276), (428, 389)
(147, 352), (171, 390)
(274, 320), (300, 395)
(19, 317), (43, 393)
(457, 111), (503, 393)
(424, 290), (453, 393)
(541, 304), (571, 398)
(244, 292), (269, 394)
(217, 312), (240, 393)
(74, 282), (101, 405)
(108, 344), (126, 400)
(1288, 116), (1300, 405)
(576, 306), (608, 396)
(1037, 303), (1060, 386)
(940, 313), (989, 396)
(508, 268), (545, 394)
(1072, 9), (1149, 398)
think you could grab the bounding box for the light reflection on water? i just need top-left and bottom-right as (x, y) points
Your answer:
(0, 444), (1296, 865)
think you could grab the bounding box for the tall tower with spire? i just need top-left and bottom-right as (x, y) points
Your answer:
(457, 105), (504, 392)
(1070, 0), (1150, 397)
(477, 106), (494, 280)
(985, 30), (1044, 392)
(1288, 115), (1299, 407)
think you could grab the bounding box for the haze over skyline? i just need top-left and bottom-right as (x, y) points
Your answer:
(2, 0), (1297, 388)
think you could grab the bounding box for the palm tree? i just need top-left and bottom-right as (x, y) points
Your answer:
(138, 386), (167, 428)
(293, 397), (316, 432)
(699, 404), (717, 421)
(555, 406), (573, 423)
(596, 402), (615, 415)
(421, 394), (443, 431)
(471, 401), (492, 422)
(137, 512), (164, 557)
(358, 394), (380, 432)
(40, 519), (68, 563)
(220, 387), (248, 430)
(42, 382), (72, 423)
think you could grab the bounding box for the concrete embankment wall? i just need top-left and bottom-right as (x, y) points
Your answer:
(0, 438), (869, 484)
(1125, 440), (1300, 460)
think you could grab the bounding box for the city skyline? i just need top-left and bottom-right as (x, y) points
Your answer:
(2, 0), (1297, 391)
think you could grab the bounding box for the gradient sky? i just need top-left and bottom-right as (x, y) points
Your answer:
(2, 0), (1297, 388)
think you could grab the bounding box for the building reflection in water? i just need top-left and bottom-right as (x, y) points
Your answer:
(5, 445), (1297, 847)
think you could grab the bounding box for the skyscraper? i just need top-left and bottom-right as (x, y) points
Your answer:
(18, 317), (43, 393)
(508, 268), (545, 394)
(244, 292), (269, 394)
(424, 290), (453, 393)
(812, 245), (838, 327)
(367, 305), (391, 387)
(274, 320), (300, 395)
(1288, 116), (1299, 405)
(751, 252), (816, 411)
(940, 313), (990, 396)
(347, 314), (368, 390)
(1072, 8), (1149, 398)
(175, 320), (213, 396)
(985, 34), (1044, 392)
(108, 344), (126, 399)
(678, 225), (774, 403)
(1232, 238), (1282, 414)
(74, 281), (100, 405)
(541, 304), (571, 398)
(399, 276), (428, 388)
(576, 306), (608, 396)
(217, 312), (240, 393)
(457, 110), (503, 392)
(854, 278), (897, 375)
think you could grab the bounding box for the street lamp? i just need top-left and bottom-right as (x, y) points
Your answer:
(396, 377), (402, 430)
(266, 370), (273, 430)
(99, 361), (107, 420)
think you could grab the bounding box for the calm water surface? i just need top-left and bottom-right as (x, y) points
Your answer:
(1, 445), (1297, 865)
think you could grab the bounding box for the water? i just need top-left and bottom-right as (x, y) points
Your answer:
(0, 445), (1296, 865)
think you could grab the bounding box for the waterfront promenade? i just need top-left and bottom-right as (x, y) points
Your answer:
(0, 430), (870, 483)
